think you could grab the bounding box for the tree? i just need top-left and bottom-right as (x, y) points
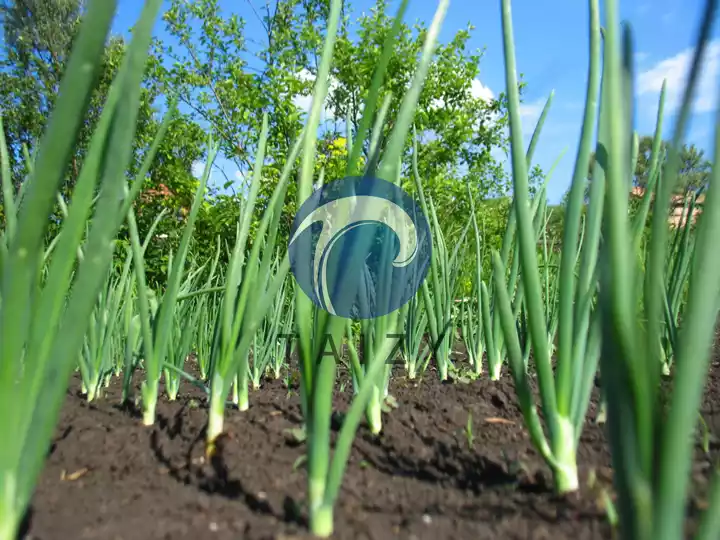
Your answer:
(155, 0), (327, 244)
(587, 135), (712, 194)
(156, 0), (513, 242)
(0, 1), (169, 197)
(0, 0), (211, 283)
(677, 144), (712, 193)
(156, 0), (330, 180)
(329, 0), (509, 219)
(0, 0), (83, 185)
(0, 0), (518, 280)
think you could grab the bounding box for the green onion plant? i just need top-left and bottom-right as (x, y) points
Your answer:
(460, 189), (485, 376)
(78, 262), (130, 401)
(131, 138), (216, 425)
(412, 147), (470, 381)
(0, 0), (167, 536)
(292, 0), (448, 534)
(164, 253), (219, 400)
(205, 114), (304, 449)
(401, 290), (430, 379)
(595, 0), (720, 537)
(248, 257), (288, 390)
(492, 0), (602, 493)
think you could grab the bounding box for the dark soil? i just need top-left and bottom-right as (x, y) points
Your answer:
(21, 344), (720, 540)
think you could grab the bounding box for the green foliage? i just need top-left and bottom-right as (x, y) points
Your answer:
(0, 0), (521, 315)
(332, 0), (510, 218)
(0, 2), (164, 188)
(154, 0), (514, 254)
(128, 113), (207, 285)
(0, 0), (82, 182)
(587, 134), (712, 193)
(0, 1), (184, 271)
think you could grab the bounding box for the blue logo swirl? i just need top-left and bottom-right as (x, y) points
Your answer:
(289, 175), (432, 319)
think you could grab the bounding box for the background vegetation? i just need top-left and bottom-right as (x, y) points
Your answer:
(0, 0), (530, 286)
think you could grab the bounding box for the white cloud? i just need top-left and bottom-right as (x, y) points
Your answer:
(470, 78), (494, 102)
(429, 97), (444, 110)
(293, 93), (314, 113)
(429, 78), (494, 111)
(428, 77), (543, 136)
(233, 169), (249, 187)
(191, 161), (205, 178)
(637, 39), (719, 114)
(293, 68), (337, 121)
(519, 97), (547, 134)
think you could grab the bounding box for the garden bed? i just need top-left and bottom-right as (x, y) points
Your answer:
(22, 344), (720, 540)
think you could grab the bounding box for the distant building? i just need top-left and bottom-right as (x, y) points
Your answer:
(139, 182), (190, 219)
(630, 185), (704, 228)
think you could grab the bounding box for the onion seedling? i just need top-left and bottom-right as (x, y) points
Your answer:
(132, 138), (216, 425)
(460, 190), (484, 376)
(272, 281), (295, 380)
(658, 189), (700, 374)
(596, 0), (720, 537)
(412, 148), (471, 381)
(293, 0), (447, 534)
(247, 257), (289, 390)
(205, 114), (304, 449)
(492, 0), (602, 493)
(459, 294), (482, 376)
(401, 290), (430, 379)
(78, 264), (130, 401)
(0, 1), (166, 537)
(349, 94), (406, 434)
(335, 105), (428, 395)
(482, 97), (556, 381)
(119, 209), (168, 404)
(356, 292), (402, 434)
(164, 258), (217, 400)
(194, 240), (224, 381)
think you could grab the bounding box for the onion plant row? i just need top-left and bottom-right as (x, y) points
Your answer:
(2, 0), (720, 539)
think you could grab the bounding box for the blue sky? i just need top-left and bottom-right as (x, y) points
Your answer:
(112, 0), (719, 203)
